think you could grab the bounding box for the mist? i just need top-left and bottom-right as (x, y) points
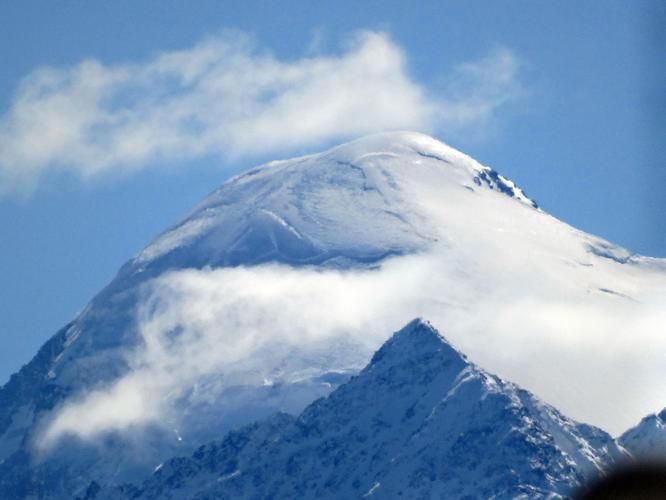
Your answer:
(41, 241), (666, 447)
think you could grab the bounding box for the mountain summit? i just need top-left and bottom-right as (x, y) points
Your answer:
(620, 408), (666, 459)
(130, 131), (536, 272)
(91, 320), (628, 499)
(0, 132), (664, 498)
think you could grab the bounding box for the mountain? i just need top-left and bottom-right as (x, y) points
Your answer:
(87, 320), (629, 500)
(619, 408), (666, 459)
(0, 132), (664, 498)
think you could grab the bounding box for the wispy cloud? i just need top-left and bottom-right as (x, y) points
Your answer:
(0, 31), (524, 195)
(40, 257), (433, 447)
(40, 243), (666, 446)
(438, 48), (525, 135)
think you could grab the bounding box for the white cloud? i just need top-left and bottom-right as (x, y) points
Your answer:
(40, 256), (435, 446)
(0, 31), (523, 195)
(40, 248), (666, 446)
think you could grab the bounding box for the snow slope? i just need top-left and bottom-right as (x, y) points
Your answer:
(0, 132), (664, 498)
(89, 320), (629, 500)
(619, 408), (666, 459)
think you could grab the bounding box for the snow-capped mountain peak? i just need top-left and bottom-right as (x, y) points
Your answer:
(619, 408), (666, 459)
(91, 319), (627, 500)
(367, 317), (466, 366)
(132, 131), (537, 270)
(0, 132), (664, 499)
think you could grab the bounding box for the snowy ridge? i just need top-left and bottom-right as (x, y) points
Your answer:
(87, 320), (628, 499)
(619, 408), (666, 459)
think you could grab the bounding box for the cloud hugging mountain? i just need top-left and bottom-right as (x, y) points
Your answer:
(0, 132), (664, 498)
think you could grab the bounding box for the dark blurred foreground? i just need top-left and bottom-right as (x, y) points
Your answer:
(577, 462), (666, 499)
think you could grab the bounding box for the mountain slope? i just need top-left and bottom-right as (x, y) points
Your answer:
(619, 408), (666, 459)
(92, 320), (628, 500)
(0, 132), (664, 498)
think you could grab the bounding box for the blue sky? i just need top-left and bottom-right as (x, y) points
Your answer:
(0, 1), (663, 383)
